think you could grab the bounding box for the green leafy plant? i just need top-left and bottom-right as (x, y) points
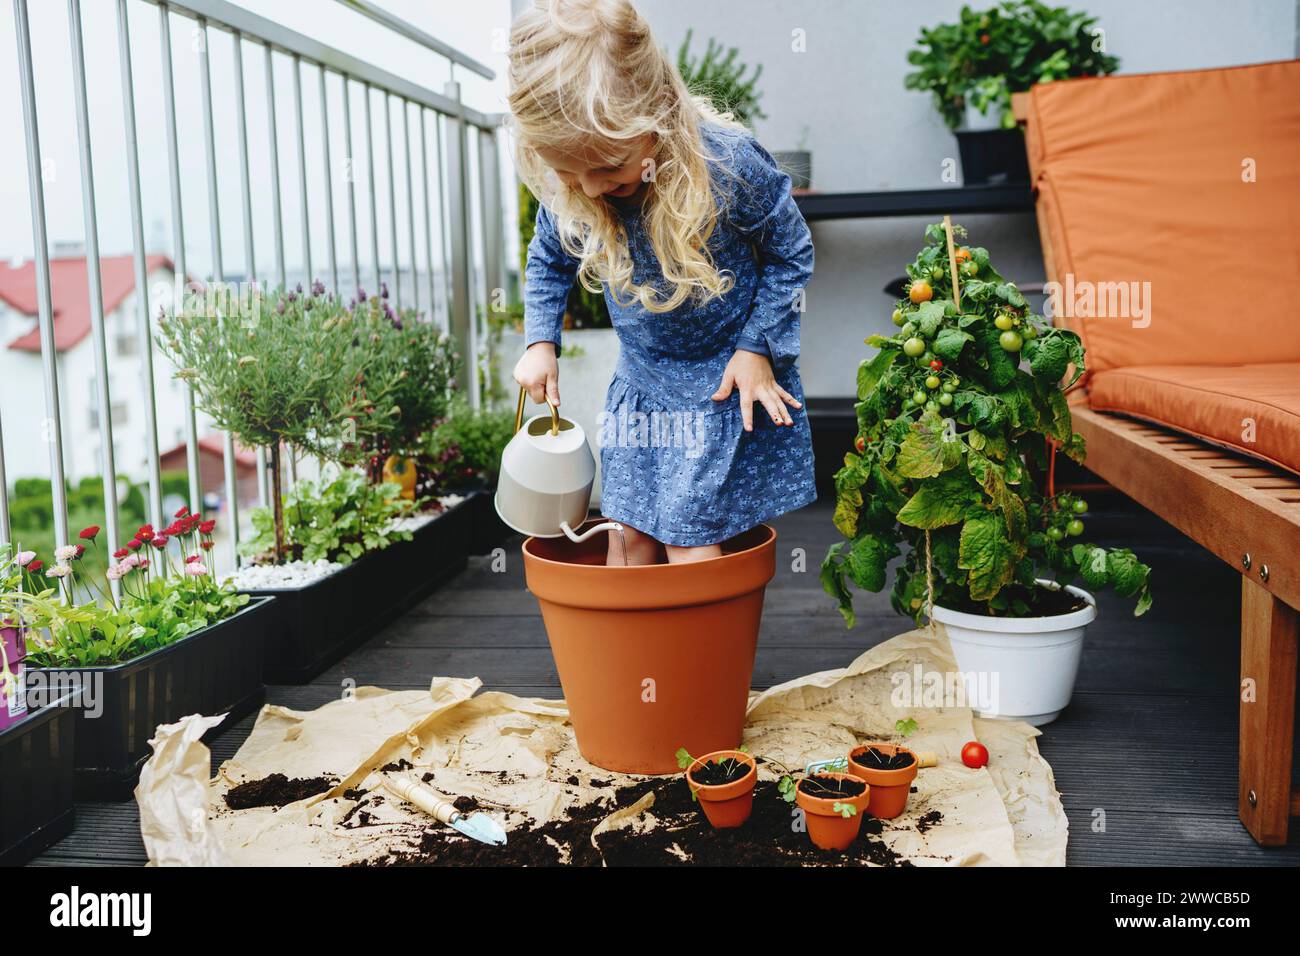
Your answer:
(894, 717), (919, 738)
(904, 1), (1119, 130)
(821, 222), (1151, 627)
(831, 801), (859, 819)
(674, 28), (765, 127)
(420, 395), (516, 493)
(159, 284), (405, 562)
(351, 287), (459, 478)
(240, 470), (413, 566)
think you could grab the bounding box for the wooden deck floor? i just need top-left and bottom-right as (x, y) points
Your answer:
(32, 496), (1300, 866)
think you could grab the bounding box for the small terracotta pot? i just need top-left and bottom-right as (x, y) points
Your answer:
(847, 743), (919, 820)
(523, 522), (774, 774)
(795, 773), (871, 851)
(686, 750), (757, 829)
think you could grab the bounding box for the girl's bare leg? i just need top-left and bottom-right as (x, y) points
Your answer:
(665, 542), (722, 563)
(604, 518), (664, 566)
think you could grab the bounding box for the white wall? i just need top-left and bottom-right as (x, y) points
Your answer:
(511, 0), (1297, 395)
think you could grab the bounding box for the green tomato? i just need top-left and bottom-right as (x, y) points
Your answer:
(1072, 499), (1089, 515)
(912, 390), (927, 405)
(901, 321), (917, 338)
(925, 400), (940, 414)
(925, 375), (941, 390)
(929, 266), (944, 281)
(902, 398), (915, 409)
(942, 381), (957, 394)
(999, 330), (1024, 352)
(994, 314), (1014, 331)
(960, 260), (979, 278)
(1066, 519), (1085, 537)
(1023, 324), (1038, 339)
(903, 337), (926, 357)
(892, 308), (906, 327)
(938, 392), (953, 407)
(1047, 526), (1065, 542)
(919, 351), (935, 366)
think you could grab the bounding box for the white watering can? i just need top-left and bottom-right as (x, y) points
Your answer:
(494, 386), (624, 545)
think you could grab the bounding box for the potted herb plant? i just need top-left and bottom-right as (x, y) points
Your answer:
(162, 285), (478, 682)
(794, 773), (871, 851)
(23, 517), (272, 797)
(0, 547), (78, 863)
(678, 747), (758, 830)
(821, 221), (1151, 725)
(847, 743), (919, 819)
(904, 1), (1119, 184)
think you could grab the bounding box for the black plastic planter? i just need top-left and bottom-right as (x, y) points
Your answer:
(35, 595), (274, 800)
(247, 493), (479, 684)
(0, 689), (78, 865)
(956, 128), (1030, 185)
(462, 488), (515, 555)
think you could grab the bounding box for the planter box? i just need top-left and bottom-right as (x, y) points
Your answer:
(247, 494), (479, 684)
(0, 688), (78, 865)
(35, 595), (274, 800)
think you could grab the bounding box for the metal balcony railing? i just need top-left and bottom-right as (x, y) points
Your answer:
(2, 0), (506, 572)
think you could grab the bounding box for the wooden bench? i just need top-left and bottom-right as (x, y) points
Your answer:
(1013, 63), (1300, 845)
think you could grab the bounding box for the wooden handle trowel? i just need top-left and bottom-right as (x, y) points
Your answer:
(383, 774), (507, 846)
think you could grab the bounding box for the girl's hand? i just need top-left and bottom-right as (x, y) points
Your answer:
(514, 341), (561, 406)
(711, 349), (802, 431)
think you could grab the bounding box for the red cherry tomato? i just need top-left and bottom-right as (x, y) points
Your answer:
(854, 436), (866, 453)
(929, 359), (943, 371)
(961, 741), (989, 769)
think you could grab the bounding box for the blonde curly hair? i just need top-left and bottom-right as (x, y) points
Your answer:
(506, 0), (748, 314)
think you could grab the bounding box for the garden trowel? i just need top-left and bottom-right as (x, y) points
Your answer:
(382, 774), (507, 846)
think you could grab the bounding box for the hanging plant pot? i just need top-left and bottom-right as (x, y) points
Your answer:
(523, 522), (774, 774)
(931, 580), (1096, 725)
(795, 772), (871, 851)
(847, 743), (918, 819)
(684, 749), (757, 829)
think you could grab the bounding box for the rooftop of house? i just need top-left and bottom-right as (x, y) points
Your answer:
(0, 253), (173, 353)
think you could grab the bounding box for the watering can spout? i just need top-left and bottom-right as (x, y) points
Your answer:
(560, 519), (622, 544)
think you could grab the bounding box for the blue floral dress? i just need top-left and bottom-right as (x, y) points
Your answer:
(523, 122), (817, 547)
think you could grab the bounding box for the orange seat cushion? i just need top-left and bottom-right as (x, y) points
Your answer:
(1088, 364), (1300, 476)
(1024, 60), (1300, 375)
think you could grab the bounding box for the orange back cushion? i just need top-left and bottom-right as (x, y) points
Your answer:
(1025, 60), (1300, 375)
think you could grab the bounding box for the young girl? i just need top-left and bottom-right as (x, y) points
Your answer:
(508, 0), (816, 566)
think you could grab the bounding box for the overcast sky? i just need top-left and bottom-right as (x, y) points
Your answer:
(0, 0), (514, 281)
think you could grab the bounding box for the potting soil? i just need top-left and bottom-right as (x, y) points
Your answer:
(136, 626), (1068, 866)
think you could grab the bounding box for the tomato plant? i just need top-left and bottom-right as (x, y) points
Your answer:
(823, 222), (1152, 626)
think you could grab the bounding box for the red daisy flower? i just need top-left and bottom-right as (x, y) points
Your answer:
(28, 560), (44, 573)
(174, 506), (189, 518)
(79, 525), (100, 541)
(200, 541), (214, 551)
(127, 539), (142, 551)
(74, 545), (86, 559)
(199, 519), (217, 534)
(185, 554), (202, 564)
(152, 535), (170, 549)
(113, 548), (130, 559)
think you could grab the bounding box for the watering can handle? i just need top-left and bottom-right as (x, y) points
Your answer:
(514, 385), (560, 437)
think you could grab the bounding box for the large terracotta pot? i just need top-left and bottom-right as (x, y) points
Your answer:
(523, 521), (775, 774)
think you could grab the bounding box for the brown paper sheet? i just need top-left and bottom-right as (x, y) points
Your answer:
(136, 626), (1067, 866)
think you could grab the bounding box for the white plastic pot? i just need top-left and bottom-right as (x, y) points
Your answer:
(931, 580), (1096, 726)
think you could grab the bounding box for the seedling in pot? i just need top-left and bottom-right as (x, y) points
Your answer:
(676, 746), (751, 795)
(794, 773), (871, 851)
(851, 745), (917, 772)
(677, 745), (759, 831)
